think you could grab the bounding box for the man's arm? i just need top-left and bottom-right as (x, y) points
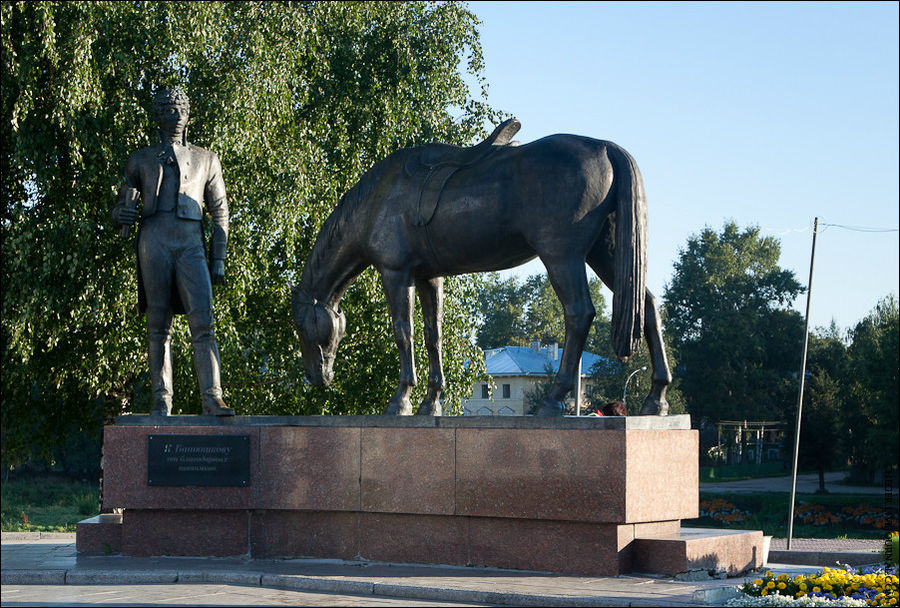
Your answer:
(204, 152), (229, 285)
(113, 155), (141, 228)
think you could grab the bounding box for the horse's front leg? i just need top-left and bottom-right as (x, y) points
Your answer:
(382, 269), (416, 415)
(536, 261), (595, 416)
(639, 289), (672, 415)
(415, 277), (444, 416)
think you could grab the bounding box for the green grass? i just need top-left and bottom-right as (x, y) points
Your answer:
(1, 475), (99, 532)
(687, 491), (898, 539)
(699, 462), (790, 482)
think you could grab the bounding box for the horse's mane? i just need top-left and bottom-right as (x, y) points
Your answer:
(301, 149), (410, 290)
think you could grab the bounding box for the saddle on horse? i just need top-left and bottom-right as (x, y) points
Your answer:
(407, 118), (521, 226)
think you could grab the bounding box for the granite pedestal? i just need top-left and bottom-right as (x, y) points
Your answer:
(78, 414), (763, 576)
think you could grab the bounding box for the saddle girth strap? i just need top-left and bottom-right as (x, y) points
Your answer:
(414, 118), (521, 227)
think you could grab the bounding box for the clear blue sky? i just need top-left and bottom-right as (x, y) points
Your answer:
(466, 1), (899, 333)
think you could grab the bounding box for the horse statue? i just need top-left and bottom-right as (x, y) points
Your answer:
(292, 119), (671, 416)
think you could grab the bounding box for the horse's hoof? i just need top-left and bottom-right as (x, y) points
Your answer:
(534, 399), (565, 417)
(383, 400), (413, 415)
(416, 401), (441, 416)
(639, 396), (669, 416)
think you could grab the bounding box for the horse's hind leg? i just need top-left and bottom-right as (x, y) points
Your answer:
(415, 276), (444, 416)
(587, 244), (671, 415)
(535, 259), (595, 416)
(635, 291), (671, 414)
(381, 268), (416, 415)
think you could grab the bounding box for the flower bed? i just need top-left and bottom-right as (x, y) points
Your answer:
(795, 503), (843, 526)
(700, 498), (752, 524)
(690, 494), (898, 538)
(794, 503), (897, 530)
(726, 565), (899, 607)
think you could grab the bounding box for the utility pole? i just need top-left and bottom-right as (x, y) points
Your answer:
(787, 217), (818, 550)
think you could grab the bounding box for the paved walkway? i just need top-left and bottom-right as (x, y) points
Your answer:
(1, 534), (889, 607)
(699, 472), (886, 495)
(769, 538), (886, 552)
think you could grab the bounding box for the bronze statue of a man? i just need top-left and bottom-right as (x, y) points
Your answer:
(113, 87), (233, 417)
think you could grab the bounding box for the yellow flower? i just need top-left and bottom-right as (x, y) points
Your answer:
(800, 583), (808, 591)
(813, 586), (821, 593)
(753, 579), (764, 586)
(761, 589), (768, 596)
(796, 591), (806, 598)
(778, 582), (787, 590)
(778, 574), (789, 581)
(767, 581), (776, 589)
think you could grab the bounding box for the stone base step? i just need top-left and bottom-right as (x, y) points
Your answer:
(632, 528), (764, 576)
(76, 515), (122, 555)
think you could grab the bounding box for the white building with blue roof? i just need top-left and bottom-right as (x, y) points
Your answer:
(462, 341), (613, 416)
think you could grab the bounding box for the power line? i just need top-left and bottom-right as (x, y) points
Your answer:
(820, 222), (899, 233)
(761, 225), (813, 236)
(762, 222), (899, 236)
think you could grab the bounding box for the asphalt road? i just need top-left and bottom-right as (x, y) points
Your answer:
(699, 471), (886, 495)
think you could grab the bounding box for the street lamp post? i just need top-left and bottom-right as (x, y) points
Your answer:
(622, 366), (647, 407)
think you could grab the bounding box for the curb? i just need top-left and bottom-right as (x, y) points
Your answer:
(692, 585), (741, 605)
(1, 532), (76, 541)
(767, 551), (883, 567)
(1, 568), (698, 607)
(1, 570), (67, 585)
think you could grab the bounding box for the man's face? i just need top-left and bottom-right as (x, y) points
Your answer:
(157, 103), (189, 133)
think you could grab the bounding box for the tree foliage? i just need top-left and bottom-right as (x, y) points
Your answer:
(782, 299), (898, 484)
(663, 222), (805, 424)
(474, 273), (529, 349)
(842, 295), (899, 479)
(1, 1), (499, 467)
(475, 272), (610, 351)
(783, 368), (845, 491)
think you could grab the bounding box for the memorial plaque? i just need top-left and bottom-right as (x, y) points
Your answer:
(148, 435), (250, 486)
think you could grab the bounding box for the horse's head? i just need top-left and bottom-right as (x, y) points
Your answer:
(291, 285), (346, 386)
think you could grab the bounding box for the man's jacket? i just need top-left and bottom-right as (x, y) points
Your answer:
(112, 141), (229, 313)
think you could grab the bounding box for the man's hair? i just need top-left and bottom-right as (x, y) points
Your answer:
(152, 87), (190, 120)
(601, 401), (627, 417)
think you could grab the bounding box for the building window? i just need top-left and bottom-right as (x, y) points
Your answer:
(481, 384), (489, 399)
(463, 407), (473, 416)
(502, 384), (511, 399)
(498, 406), (515, 416)
(584, 383), (592, 397)
(477, 406), (493, 416)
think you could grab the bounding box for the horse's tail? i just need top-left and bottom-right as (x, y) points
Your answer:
(609, 144), (647, 360)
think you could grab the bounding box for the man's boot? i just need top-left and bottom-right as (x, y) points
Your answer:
(147, 308), (174, 416)
(189, 310), (234, 416)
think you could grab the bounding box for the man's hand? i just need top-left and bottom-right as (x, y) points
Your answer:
(117, 207), (139, 225)
(211, 259), (226, 286)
